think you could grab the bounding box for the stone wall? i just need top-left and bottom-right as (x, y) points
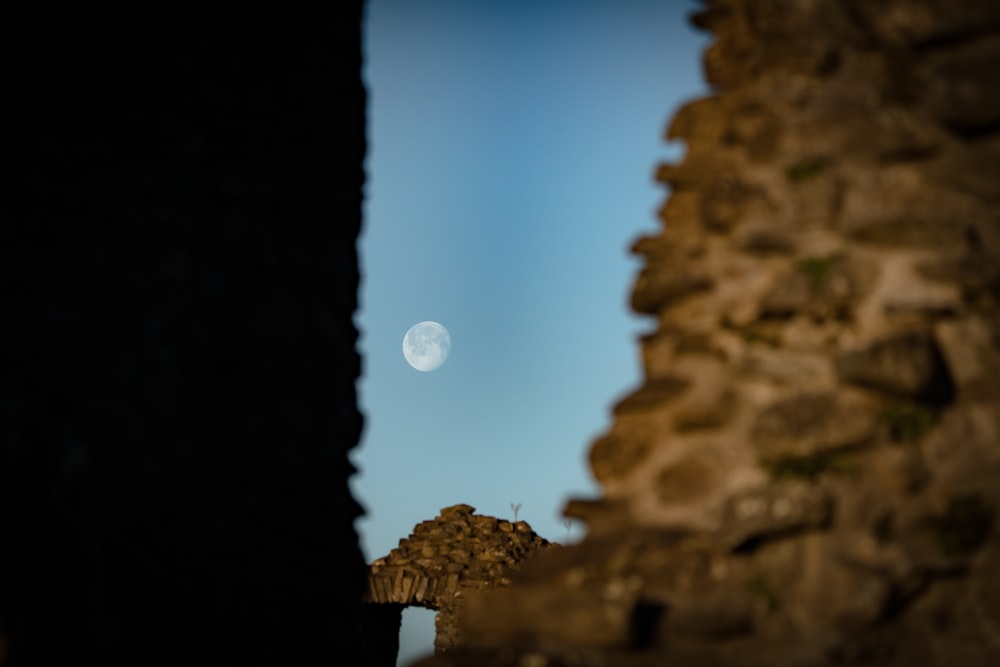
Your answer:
(3, 5), (368, 665)
(364, 505), (557, 660)
(413, 1), (1000, 665)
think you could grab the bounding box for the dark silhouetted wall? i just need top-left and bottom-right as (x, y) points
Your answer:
(4, 4), (368, 665)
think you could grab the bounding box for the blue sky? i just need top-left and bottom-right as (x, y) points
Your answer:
(351, 1), (710, 662)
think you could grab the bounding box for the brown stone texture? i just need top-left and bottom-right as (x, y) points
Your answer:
(412, 1), (1000, 665)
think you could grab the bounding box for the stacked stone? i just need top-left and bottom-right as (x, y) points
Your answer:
(413, 1), (1000, 666)
(365, 504), (557, 654)
(366, 504), (556, 607)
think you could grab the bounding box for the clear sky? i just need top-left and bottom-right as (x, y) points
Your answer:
(351, 0), (711, 662)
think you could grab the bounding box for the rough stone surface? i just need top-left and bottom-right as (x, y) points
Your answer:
(364, 505), (557, 657)
(834, 330), (955, 402)
(411, 1), (1000, 665)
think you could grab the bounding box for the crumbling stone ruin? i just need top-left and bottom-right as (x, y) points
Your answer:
(363, 504), (557, 661)
(413, 1), (1000, 665)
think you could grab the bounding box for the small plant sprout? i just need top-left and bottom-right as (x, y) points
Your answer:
(511, 502), (522, 522)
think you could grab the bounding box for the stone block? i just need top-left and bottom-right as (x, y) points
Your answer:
(729, 103), (786, 162)
(863, 445), (929, 495)
(735, 223), (796, 254)
(664, 586), (755, 638)
(589, 423), (655, 484)
(460, 588), (664, 652)
(631, 262), (714, 315)
(751, 391), (878, 459)
(738, 347), (834, 385)
(934, 317), (1000, 399)
(913, 32), (1000, 135)
(839, 166), (978, 249)
(612, 376), (690, 415)
(834, 330), (954, 402)
(656, 190), (702, 229)
(849, 0), (1000, 47)
(667, 96), (728, 144)
(440, 504), (476, 518)
(700, 175), (771, 232)
(655, 452), (724, 506)
(920, 404), (1000, 493)
(721, 483), (832, 549)
(759, 255), (855, 320)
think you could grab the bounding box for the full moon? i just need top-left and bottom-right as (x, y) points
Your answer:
(402, 321), (451, 372)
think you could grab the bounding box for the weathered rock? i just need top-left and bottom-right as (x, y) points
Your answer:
(700, 174), (771, 232)
(665, 586), (755, 638)
(365, 505), (557, 656)
(459, 587), (655, 652)
(655, 450), (724, 505)
(921, 404), (1000, 489)
(721, 483), (833, 549)
(847, 0), (1000, 47)
(612, 377), (690, 415)
(759, 255), (855, 320)
(834, 330), (954, 402)
(751, 391), (878, 459)
(667, 95), (728, 145)
(934, 317), (1000, 399)
(913, 33), (1000, 135)
(588, 421), (655, 484)
(630, 260), (714, 314)
(839, 167), (981, 249)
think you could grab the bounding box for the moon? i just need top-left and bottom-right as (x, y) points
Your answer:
(403, 321), (451, 372)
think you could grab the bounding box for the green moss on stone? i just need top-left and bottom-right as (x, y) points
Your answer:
(882, 403), (937, 442)
(721, 316), (776, 346)
(761, 452), (854, 482)
(795, 256), (836, 290)
(928, 494), (994, 557)
(745, 576), (780, 612)
(786, 157), (831, 183)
